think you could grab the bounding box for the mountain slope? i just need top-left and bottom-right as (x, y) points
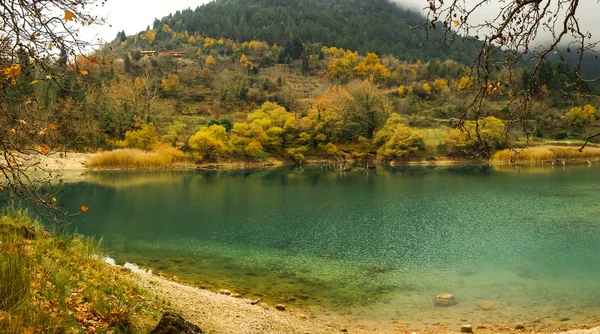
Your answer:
(150, 0), (481, 63)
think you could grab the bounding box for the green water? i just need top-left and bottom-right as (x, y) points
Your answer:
(57, 166), (600, 329)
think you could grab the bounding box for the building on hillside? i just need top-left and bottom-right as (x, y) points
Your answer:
(137, 51), (183, 59)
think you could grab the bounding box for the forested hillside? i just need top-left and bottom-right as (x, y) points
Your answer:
(143, 0), (482, 63)
(4, 0), (600, 169)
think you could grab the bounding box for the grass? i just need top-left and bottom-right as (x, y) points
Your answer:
(492, 145), (600, 164)
(0, 208), (164, 333)
(87, 146), (186, 169)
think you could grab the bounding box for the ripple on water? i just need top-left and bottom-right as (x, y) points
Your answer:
(64, 167), (600, 330)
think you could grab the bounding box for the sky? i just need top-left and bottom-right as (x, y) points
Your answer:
(82, 0), (599, 46)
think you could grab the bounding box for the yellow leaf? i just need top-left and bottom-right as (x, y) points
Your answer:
(79, 69), (88, 76)
(48, 43), (54, 50)
(39, 128), (47, 135)
(80, 205), (89, 212)
(24, 99), (32, 105)
(52, 197), (56, 202)
(45, 75), (52, 79)
(0, 185), (4, 191)
(9, 128), (16, 135)
(38, 144), (51, 154)
(18, 119), (27, 125)
(452, 20), (460, 27)
(29, 79), (40, 85)
(48, 123), (57, 131)
(64, 10), (75, 21)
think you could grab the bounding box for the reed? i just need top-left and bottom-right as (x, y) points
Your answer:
(492, 146), (600, 164)
(87, 146), (185, 169)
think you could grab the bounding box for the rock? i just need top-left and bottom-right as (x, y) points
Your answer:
(560, 317), (570, 322)
(250, 298), (261, 305)
(478, 301), (504, 311)
(151, 312), (203, 334)
(231, 293), (242, 298)
(515, 324), (525, 330)
(434, 293), (457, 307)
(275, 304), (286, 311)
(217, 289), (231, 295)
(259, 302), (270, 310)
(460, 324), (473, 333)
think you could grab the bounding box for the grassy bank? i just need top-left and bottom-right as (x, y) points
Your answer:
(492, 146), (600, 164)
(0, 209), (164, 333)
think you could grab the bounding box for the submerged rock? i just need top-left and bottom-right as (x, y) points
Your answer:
(275, 304), (286, 311)
(250, 298), (261, 305)
(434, 293), (457, 307)
(477, 301), (504, 311)
(217, 289), (231, 295)
(460, 324), (473, 333)
(151, 312), (202, 334)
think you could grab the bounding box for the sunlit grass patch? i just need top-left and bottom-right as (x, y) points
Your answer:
(492, 146), (600, 164)
(87, 146), (185, 169)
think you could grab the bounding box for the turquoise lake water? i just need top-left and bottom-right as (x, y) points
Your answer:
(54, 166), (600, 330)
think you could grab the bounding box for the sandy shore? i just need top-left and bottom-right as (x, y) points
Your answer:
(132, 271), (343, 334)
(128, 269), (600, 334)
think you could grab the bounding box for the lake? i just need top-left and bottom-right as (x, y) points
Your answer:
(56, 165), (600, 330)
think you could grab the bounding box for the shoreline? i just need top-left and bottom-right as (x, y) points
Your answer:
(121, 260), (600, 334)
(34, 151), (600, 175)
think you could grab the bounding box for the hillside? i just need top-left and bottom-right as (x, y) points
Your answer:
(142, 0), (481, 63)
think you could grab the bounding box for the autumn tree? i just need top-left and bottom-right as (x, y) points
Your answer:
(373, 114), (425, 162)
(565, 105), (597, 131)
(189, 125), (229, 161)
(247, 102), (295, 150)
(116, 124), (159, 151)
(0, 0), (103, 220)
(426, 0), (600, 152)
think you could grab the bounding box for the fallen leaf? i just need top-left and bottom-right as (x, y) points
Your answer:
(79, 69), (88, 76)
(80, 205), (89, 212)
(452, 20), (460, 27)
(48, 123), (57, 131)
(29, 79), (40, 85)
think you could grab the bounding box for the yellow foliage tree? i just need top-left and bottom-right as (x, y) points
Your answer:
(433, 79), (450, 94)
(458, 76), (472, 91)
(115, 124), (158, 151)
(203, 37), (215, 48)
(142, 30), (155, 45)
(239, 53), (248, 63)
(205, 55), (216, 67)
(374, 114), (425, 161)
(423, 82), (432, 95)
(161, 74), (180, 92)
(397, 85), (405, 97)
(565, 104), (597, 129)
(247, 102), (295, 149)
(189, 125), (229, 160)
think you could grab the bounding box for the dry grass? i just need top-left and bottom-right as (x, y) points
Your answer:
(492, 146), (600, 164)
(87, 146), (186, 169)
